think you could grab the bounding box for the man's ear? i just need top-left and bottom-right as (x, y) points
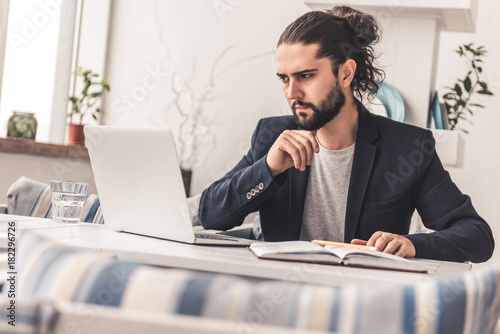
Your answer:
(339, 59), (356, 88)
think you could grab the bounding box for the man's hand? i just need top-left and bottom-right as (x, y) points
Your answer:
(351, 231), (416, 258)
(266, 130), (319, 177)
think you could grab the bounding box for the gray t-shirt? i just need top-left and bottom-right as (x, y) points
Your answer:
(299, 143), (355, 242)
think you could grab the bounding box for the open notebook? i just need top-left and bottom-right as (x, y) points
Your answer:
(249, 241), (428, 273)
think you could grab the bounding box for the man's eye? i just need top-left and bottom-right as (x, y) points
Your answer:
(301, 73), (313, 79)
(278, 76), (289, 83)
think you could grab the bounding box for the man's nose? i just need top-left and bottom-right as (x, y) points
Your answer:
(286, 80), (303, 100)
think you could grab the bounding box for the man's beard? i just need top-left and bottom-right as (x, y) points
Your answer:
(292, 82), (345, 131)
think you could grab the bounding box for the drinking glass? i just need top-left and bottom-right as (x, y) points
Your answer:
(50, 180), (88, 223)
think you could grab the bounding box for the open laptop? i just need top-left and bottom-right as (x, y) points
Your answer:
(84, 125), (254, 246)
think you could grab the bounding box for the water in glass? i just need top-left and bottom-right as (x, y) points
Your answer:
(51, 192), (86, 223)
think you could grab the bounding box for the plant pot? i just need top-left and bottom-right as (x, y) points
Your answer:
(67, 123), (85, 146)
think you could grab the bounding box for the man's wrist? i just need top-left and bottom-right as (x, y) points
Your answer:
(265, 156), (281, 178)
(265, 161), (287, 185)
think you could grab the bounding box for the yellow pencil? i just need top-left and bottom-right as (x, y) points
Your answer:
(312, 240), (377, 251)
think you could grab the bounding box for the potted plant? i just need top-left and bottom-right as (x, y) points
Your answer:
(67, 67), (110, 145)
(442, 43), (494, 133)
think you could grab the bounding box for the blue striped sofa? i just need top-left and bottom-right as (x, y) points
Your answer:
(4, 176), (104, 224)
(3, 231), (500, 334)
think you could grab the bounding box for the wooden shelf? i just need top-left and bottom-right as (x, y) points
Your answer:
(304, 0), (478, 32)
(0, 137), (89, 160)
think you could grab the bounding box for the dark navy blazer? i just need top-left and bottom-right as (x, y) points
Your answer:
(199, 108), (494, 263)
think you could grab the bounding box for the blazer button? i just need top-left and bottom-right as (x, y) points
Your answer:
(255, 185), (260, 193)
(246, 192), (252, 199)
(250, 189), (256, 196)
(259, 182), (264, 190)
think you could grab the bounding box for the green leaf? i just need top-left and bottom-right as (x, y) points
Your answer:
(469, 103), (485, 108)
(478, 90), (494, 95)
(463, 76), (472, 92)
(67, 67), (110, 121)
(454, 83), (462, 96)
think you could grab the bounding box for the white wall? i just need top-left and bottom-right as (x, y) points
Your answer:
(102, 0), (500, 264)
(434, 0), (500, 265)
(0, 152), (97, 200)
(103, 0), (308, 195)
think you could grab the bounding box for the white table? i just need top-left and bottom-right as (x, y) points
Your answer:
(0, 214), (472, 287)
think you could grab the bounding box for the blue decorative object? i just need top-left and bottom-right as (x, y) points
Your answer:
(431, 91), (444, 129)
(375, 82), (405, 122)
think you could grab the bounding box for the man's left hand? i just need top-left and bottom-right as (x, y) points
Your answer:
(351, 232), (416, 258)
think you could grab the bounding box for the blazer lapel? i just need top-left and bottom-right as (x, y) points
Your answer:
(344, 108), (378, 242)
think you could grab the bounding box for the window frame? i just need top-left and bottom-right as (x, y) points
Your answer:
(0, 0), (111, 146)
(0, 0), (11, 104)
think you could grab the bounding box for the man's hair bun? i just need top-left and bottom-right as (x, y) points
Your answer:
(325, 6), (379, 48)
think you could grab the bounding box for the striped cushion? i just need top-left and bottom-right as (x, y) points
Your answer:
(16, 231), (500, 334)
(120, 266), (500, 334)
(6, 176), (104, 224)
(0, 300), (39, 334)
(7, 176), (49, 217)
(17, 232), (117, 300)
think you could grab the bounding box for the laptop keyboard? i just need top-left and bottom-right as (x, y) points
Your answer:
(195, 233), (239, 241)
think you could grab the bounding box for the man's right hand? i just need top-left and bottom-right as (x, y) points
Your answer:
(266, 130), (319, 178)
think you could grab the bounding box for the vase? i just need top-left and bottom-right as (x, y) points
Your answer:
(67, 123), (85, 146)
(7, 111), (37, 140)
(181, 169), (192, 197)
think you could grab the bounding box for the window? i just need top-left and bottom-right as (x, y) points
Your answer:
(0, 0), (64, 143)
(0, 0), (110, 145)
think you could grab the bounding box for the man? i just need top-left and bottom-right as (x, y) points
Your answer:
(199, 6), (494, 262)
